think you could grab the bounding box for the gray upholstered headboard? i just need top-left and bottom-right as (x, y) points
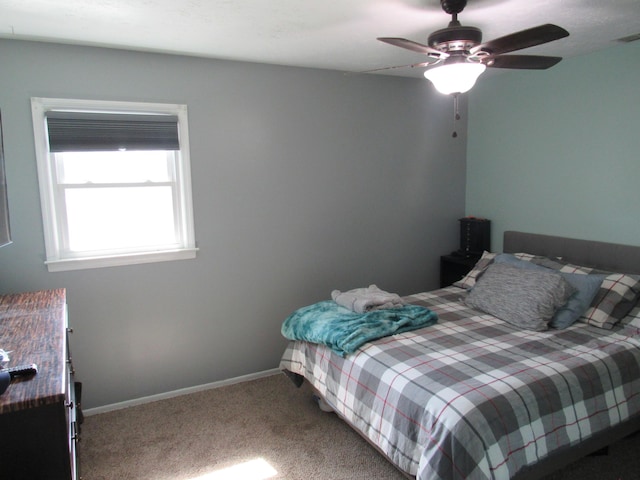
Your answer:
(503, 231), (640, 275)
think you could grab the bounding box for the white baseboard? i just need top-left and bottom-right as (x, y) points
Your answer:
(83, 368), (281, 416)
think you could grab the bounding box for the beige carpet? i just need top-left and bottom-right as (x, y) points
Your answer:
(79, 373), (640, 480)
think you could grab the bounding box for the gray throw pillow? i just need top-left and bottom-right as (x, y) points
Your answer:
(494, 254), (604, 329)
(465, 263), (576, 331)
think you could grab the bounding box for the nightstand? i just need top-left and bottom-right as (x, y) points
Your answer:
(440, 254), (480, 288)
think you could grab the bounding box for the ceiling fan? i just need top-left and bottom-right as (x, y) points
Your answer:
(377, 0), (570, 95)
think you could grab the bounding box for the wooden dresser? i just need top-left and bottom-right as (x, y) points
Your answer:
(0, 289), (79, 480)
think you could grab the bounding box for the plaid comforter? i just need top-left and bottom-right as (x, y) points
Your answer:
(279, 287), (640, 480)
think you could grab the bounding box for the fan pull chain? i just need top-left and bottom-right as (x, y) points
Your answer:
(452, 93), (461, 138)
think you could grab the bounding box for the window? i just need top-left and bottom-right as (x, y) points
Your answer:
(31, 98), (197, 272)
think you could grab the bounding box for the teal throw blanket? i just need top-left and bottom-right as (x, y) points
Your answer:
(281, 301), (438, 357)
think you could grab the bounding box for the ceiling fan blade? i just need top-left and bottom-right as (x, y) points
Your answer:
(377, 37), (446, 58)
(470, 24), (569, 56)
(354, 61), (435, 74)
(484, 55), (563, 70)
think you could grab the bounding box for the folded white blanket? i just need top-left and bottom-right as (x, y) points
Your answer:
(331, 285), (406, 313)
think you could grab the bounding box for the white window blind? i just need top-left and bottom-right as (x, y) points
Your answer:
(45, 111), (180, 152)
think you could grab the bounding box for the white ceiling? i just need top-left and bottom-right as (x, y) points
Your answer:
(1, 0), (639, 79)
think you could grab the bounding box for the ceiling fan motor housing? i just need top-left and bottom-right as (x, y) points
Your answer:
(441, 0), (467, 15)
(428, 26), (482, 53)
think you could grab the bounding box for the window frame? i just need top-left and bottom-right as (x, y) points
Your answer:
(31, 97), (197, 272)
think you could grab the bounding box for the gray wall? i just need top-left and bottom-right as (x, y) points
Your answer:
(466, 41), (640, 251)
(0, 39), (466, 408)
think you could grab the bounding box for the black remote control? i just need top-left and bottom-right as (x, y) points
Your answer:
(6, 363), (38, 379)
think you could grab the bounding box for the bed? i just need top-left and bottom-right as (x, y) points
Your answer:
(279, 231), (640, 479)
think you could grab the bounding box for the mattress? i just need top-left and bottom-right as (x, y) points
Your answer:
(280, 286), (640, 480)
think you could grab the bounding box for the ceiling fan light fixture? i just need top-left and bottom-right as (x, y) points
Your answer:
(423, 61), (486, 95)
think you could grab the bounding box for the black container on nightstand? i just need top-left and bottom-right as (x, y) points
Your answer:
(457, 217), (490, 257)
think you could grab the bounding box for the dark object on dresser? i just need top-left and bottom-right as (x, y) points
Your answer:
(0, 289), (79, 480)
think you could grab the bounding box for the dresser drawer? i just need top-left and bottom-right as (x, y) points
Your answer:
(66, 322), (80, 480)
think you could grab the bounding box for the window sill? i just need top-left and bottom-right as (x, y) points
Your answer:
(45, 248), (199, 272)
